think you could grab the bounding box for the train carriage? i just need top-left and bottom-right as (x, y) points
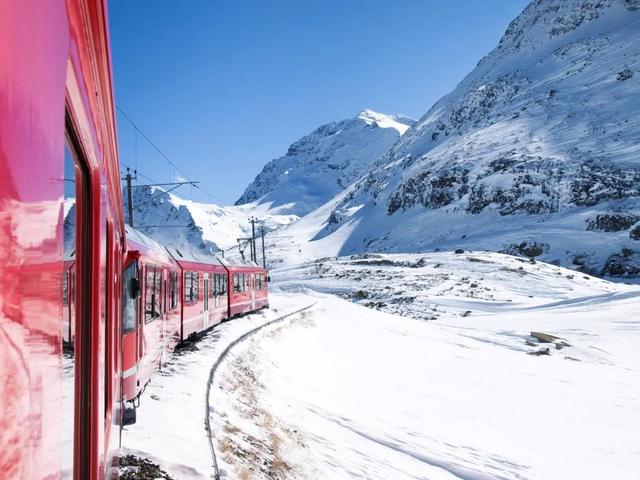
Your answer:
(121, 227), (181, 403)
(221, 258), (269, 317)
(165, 248), (230, 341)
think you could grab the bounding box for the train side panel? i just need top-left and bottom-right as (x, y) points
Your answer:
(0, 3), (69, 477)
(0, 1), (125, 479)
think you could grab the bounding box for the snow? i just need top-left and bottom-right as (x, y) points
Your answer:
(234, 110), (415, 216)
(357, 109), (413, 135)
(127, 185), (299, 255)
(121, 252), (640, 479)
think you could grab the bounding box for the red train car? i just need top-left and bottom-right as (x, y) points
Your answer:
(121, 227), (181, 403)
(166, 247), (230, 341)
(222, 258), (270, 317)
(0, 1), (126, 479)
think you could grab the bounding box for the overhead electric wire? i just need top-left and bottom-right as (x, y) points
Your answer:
(115, 105), (227, 205)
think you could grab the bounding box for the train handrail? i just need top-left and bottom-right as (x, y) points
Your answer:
(204, 302), (317, 479)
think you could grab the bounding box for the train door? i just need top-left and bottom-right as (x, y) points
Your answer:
(161, 268), (167, 367)
(203, 273), (209, 329)
(137, 265), (145, 372)
(251, 273), (256, 310)
(120, 260), (139, 403)
(215, 274), (221, 308)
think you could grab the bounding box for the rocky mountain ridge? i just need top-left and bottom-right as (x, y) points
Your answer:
(235, 109), (415, 216)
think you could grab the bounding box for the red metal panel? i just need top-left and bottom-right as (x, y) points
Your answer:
(0, 0), (124, 478)
(0, 1), (69, 478)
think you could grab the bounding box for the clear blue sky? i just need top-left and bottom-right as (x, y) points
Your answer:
(109, 0), (529, 205)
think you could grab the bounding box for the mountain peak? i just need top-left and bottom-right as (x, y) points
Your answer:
(357, 109), (415, 135)
(235, 110), (414, 214)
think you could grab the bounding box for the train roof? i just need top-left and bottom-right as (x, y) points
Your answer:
(217, 256), (265, 270)
(164, 245), (266, 271)
(125, 225), (176, 267)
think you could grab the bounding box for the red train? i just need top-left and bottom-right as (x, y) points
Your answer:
(0, 1), (268, 479)
(121, 228), (269, 404)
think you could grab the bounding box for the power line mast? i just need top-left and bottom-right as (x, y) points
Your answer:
(122, 169), (198, 229)
(260, 226), (266, 268)
(125, 167), (137, 227)
(249, 216), (257, 263)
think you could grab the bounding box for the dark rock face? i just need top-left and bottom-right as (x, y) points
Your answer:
(630, 224), (640, 240)
(501, 241), (550, 258)
(587, 214), (640, 232)
(601, 248), (640, 277)
(387, 168), (469, 214)
(617, 68), (634, 81)
(569, 164), (640, 207)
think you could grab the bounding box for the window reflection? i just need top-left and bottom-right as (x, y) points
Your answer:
(61, 143), (76, 478)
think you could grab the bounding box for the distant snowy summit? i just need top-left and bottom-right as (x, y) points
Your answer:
(235, 110), (415, 216)
(356, 109), (414, 135)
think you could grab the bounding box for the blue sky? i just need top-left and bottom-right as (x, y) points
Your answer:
(109, 0), (529, 205)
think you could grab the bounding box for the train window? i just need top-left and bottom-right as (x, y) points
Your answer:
(145, 267), (161, 322)
(63, 271), (69, 305)
(122, 262), (137, 332)
(233, 273), (240, 293)
(244, 274), (249, 291)
(184, 272), (191, 302)
(61, 142), (77, 478)
(256, 273), (262, 290)
(169, 271), (178, 310)
(184, 271), (199, 303)
(210, 274), (216, 298)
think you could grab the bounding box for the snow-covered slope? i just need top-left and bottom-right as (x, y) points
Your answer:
(263, 0), (640, 279)
(126, 186), (297, 255)
(235, 110), (415, 216)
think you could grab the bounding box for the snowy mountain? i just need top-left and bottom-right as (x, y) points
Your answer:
(235, 109), (415, 216)
(268, 0), (640, 280)
(123, 186), (297, 256)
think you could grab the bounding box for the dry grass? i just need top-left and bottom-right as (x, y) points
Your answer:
(214, 340), (309, 479)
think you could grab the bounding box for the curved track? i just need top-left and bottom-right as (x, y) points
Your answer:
(204, 303), (317, 479)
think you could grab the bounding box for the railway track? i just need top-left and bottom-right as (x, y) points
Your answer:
(204, 302), (317, 479)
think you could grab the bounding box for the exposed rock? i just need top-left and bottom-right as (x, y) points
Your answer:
(530, 331), (560, 343)
(617, 68), (634, 81)
(353, 290), (370, 300)
(586, 214), (640, 232)
(528, 348), (551, 356)
(601, 248), (640, 277)
(502, 242), (549, 258)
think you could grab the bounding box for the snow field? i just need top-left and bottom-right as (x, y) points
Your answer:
(212, 252), (640, 479)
